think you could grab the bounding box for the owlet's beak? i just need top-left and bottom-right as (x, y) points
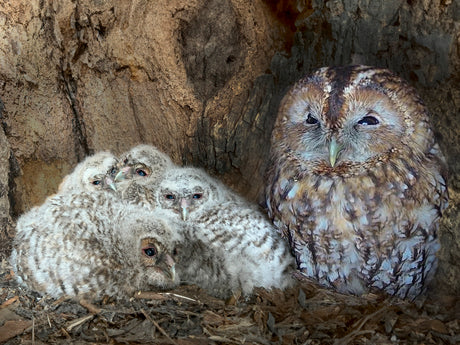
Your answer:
(104, 175), (117, 191)
(163, 253), (176, 281)
(329, 137), (343, 168)
(180, 198), (190, 221)
(114, 166), (132, 182)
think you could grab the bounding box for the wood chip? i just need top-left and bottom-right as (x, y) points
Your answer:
(0, 320), (33, 343)
(0, 296), (19, 309)
(416, 319), (449, 334)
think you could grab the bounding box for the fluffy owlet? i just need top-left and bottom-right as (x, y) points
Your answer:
(265, 65), (448, 299)
(156, 167), (296, 298)
(157, 167), (237, 220)
(109, 144), (175, 206)
(10, 192), (179, 300)
(58, 151), (118, 193)
(111, 144), (174, 184)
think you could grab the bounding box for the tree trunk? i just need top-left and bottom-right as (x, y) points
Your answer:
(0, 0), (458, 296)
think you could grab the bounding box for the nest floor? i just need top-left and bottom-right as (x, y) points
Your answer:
(0, 259), (458, 345)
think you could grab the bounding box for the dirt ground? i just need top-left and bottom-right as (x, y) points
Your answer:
(0, 258), (458, 345)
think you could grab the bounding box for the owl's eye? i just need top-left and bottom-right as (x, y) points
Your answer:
(136, 168), (148, 177)
(165, 194), (175, 200)
(192, 193), (203, 199)
(305, 113), (319, 125)
(357, 115), (380, 126)
(143, 246), (157, 257)
(109, 167), (117, 175)
(92, 180), (102, 185)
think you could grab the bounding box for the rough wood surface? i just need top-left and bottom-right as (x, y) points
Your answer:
(0, 101), (14, 256)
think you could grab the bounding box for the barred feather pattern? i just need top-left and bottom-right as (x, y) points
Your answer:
(156, 167), (296, 298)
(10, 192), (179, 300)
(187, 201), (296, 298)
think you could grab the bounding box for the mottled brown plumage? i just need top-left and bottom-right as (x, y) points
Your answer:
(265, 65), (448, 299)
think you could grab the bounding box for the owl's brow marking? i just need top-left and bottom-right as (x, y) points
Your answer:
(324, 66), (355, 124)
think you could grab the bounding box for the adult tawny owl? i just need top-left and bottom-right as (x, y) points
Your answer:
(157, 167), (296, 298)
(265, 65), (448, 299)
(58, 151), (118, 193)
(10, 192), (179, 300)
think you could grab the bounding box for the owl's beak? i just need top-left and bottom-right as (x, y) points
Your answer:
(329, 137), (342, 167)
(169, 265), (176, 282)
(180, 198), (190, 221)
(114, 166), (131, 182)
(161, 253), (176, 281)
(104, 176), (117, 191)
(114, 170), (125, 182)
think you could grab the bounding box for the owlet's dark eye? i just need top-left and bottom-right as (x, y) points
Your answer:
(143, 247), (157, 257)
(165, 194), (175, 200)
(136, 168), (148, 177)
(305, 113), (319, 125)
(357, 115), (380, 126)
(192, 193), (203, 199)
(92, 180), (102, 185)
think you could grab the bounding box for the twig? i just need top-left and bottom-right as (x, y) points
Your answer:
(159, 292), (199, 302)
(134, 291), (168, 300)
(352, 305), (389, 331)
(60, 327), (71, 339)
(140, 308), (179, 345)
(32, 317), (35, 345)
(65, 314), (95, 332)
(334, 305), (389, 345)
(208, 335), (242, 344)
(79, 298), (102, 314)
(52, 296), (69, 306)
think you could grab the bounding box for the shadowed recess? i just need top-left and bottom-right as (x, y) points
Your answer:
(179, 0), (243, 101)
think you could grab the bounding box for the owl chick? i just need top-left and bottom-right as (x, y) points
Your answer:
(156, 167), (296, 298)
(58, 151), (118, 193)
(109, 144), (176, 206)
(10, 192), (179, 300)
(265, 65), (448, 299)
(111, 144), (174, 184)
(157, 167), (237, 220)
